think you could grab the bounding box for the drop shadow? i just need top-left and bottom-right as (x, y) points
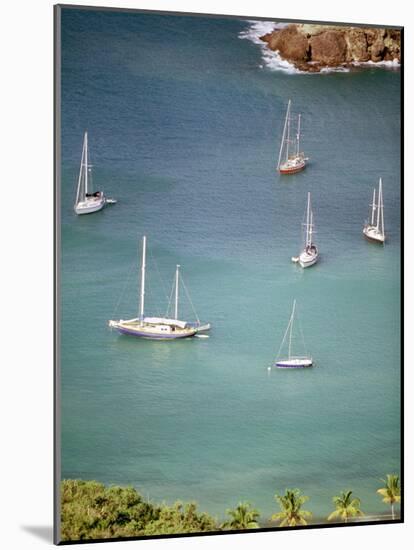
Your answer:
(21, 525), (53, 543)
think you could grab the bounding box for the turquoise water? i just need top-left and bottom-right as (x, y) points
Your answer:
(60, 9), (401, 522)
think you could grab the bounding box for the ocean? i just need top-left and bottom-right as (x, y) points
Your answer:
(59, 9), (401, 522)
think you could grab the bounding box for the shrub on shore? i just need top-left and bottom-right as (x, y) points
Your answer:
(61, 480), (218, 541)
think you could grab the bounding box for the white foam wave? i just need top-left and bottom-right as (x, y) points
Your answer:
(239, 20), (302, 74)
(261, 49), (304, 74)
(320, 65), (350, 74)
(352, 58), (400, 69)
(238, 20), (287, 45)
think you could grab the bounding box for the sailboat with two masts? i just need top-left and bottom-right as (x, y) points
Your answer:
(363, 178), (386, 244)
(293, 192), (319, 268)
(74, 131), (113, 215)
(108, 236), (211, 340)
(274, 300), (313, 368)
(277, 99), (308, 174)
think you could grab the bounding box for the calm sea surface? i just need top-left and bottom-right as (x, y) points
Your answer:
(60, 9), (401, 521)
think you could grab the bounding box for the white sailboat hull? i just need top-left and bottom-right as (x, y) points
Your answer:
(74, 195), (106, 215)
(275, 357), (313, 368)
(299, 248), (319, 268)
(363, 224), (385, 243)
(279, 156), (307, 174)
(108, 318), (210, 340)
(108, 319), (197, 339)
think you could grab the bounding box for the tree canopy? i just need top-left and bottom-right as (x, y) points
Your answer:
(221, 502), (260, 530)
(272, 489), (312, 527)
(327, 490), (364, 523)
(61, 480), (218, 541)
(377, 474), (401, 519)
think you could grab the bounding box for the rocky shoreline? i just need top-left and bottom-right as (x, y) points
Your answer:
(260, 24), (401, 72)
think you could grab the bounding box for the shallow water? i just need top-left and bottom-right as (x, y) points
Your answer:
(60, 9), (401, 522)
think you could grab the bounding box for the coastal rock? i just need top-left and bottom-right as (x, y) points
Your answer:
(370, 39), (384, 62)
(259, 24), (400, 71)
(365, 28), (384, 46)
(383, 29), (400, 60)
(369, 29), (385, 62)
(345, 28), (369, 62)
(261, 24), (309, 63)
(310, 30), (347, 65)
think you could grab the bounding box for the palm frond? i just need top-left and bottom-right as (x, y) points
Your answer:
(327, 510), (341, 521)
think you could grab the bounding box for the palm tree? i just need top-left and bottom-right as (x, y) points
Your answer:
(221, 502), (260, 530)
(377, 474), (401, 520)
(272, 489), (312, 527)
(327, 490), (364, 523)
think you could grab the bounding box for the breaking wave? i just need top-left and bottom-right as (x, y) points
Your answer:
(352, 59), (400, 69)
(239, 20), (302, 74)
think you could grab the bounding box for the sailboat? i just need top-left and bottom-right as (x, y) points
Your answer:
(363, 178), (386, 243)
(108, 236), (211, 339)
(293, 192), (319, 268)
(277, 99), (308, 174)
(74, 131), (107, 215)
(274, 300), (313, 368)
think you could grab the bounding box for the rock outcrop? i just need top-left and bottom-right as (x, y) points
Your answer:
(260, 24), (401, 72)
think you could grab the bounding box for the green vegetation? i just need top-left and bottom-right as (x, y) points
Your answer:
(272, 489), (312, 527)
(61, 480), (217, 541)
(221, 502), (260, 530)
(377, 474), (401, 520)
(61, 474), (401, 540)
(327, 490), (364, 523)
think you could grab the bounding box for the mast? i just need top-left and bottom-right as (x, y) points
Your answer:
(75, 132), (87, 205)
(84, 132), (88, 196)
(371, 188), (376, 225)
(305, 192), (311, 247)
(286, 103), (291, 162)
(378, 178), (384, 235)
(174, 264), (180, 319)
(296, 114), (301, 156)
(277, 100), (291, 169)
(309, 209), (313, 245)
(288, 300), (296, 359)
(139, 236), (147, 321)
(376, 180), (380, 230)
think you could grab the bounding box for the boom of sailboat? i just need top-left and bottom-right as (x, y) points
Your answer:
(108, 236), (211, 340)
